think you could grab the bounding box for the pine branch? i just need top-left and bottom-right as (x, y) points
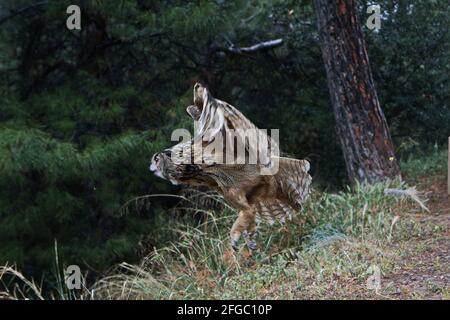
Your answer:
(227, 38), (284, 54)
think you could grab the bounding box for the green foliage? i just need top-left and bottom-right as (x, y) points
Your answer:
(366, 1), (450, 146)
(0, 0), (448, 291)
(400, 148), (447, 178)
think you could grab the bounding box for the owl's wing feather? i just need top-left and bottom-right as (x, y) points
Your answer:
(255, 200), (297, 225)
(253, 157), (311, 223)
(276, 157), (312, 206)
(189, 84), (278, 165)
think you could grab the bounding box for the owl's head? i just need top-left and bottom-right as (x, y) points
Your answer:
(149, 150), (181, 185)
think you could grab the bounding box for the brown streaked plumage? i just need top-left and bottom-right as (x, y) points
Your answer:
(150, 84), (311, 251)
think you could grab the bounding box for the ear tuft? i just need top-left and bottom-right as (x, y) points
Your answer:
(193, 83), (207, 109)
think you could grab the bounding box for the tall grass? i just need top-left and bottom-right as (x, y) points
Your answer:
(400, 149), (447, 178)
(86, 179), (432, 299)
(1, 150), (445, 299)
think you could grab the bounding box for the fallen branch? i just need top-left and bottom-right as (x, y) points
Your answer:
(384, 187), (430, 213)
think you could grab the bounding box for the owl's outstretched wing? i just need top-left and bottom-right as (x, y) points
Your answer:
(184, 83), (278, 167)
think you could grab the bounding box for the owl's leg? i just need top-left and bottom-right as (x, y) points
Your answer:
(243, 221), (257, 251)
(224, 188), (256, 251)
(230, 209), (256, 251)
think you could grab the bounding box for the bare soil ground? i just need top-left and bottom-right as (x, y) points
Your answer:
(382, 176), (449, 299)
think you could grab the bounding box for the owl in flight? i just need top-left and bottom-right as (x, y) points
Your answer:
(150, 83), (311, 251)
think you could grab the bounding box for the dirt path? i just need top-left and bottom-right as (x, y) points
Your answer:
(383, 177), (449, 299)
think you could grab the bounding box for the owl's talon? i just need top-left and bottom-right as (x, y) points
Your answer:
(247, 241), (257, 251)
(231, 240), (239, 252)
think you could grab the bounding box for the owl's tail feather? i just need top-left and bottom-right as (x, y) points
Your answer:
(255, 200), (296, 225)
(275, 157), (312, 206)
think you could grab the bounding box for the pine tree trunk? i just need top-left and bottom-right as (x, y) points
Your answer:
(314, 0), (401, 184)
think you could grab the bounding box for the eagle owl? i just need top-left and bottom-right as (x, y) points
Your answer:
(150, 84), (311, 251)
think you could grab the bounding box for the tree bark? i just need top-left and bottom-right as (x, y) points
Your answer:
(314, 0), (401, 184)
